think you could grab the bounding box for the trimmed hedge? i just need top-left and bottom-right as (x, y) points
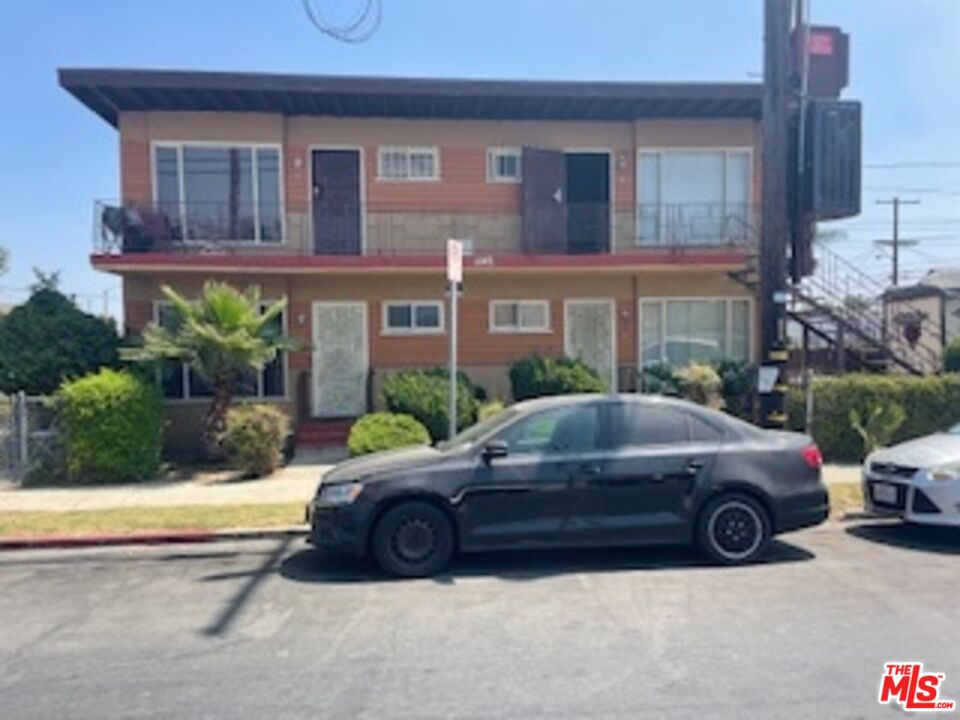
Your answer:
(222, 404), (290, 477)
(509, 355), (606, 400)
(381, 369), (483, 441)
(347, 413), (431, 456)
(787, 374), (960, 463)
(57, 369), (164, 484)
(945, 338), (960, 373)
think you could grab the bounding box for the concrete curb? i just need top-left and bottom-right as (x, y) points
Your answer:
(0, 525), (309, 551)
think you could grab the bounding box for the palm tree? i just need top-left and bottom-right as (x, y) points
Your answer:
(128, 281), (297, 457)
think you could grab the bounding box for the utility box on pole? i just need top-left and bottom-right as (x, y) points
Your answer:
(804, 100), (862, 220)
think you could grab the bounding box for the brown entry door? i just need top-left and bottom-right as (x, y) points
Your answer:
(312, 149), (361, 254)
(522, 147), (567, 253)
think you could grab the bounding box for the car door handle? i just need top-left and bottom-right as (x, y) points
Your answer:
(685, 459), (705, 475)
(579, 464), (603, 476)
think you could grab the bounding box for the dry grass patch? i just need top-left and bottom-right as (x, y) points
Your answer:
(829, 483), (864, 518)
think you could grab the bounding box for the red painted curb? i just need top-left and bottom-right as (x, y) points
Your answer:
(0, 530), (217, 551)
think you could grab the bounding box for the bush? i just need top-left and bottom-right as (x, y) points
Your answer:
(850, 403), (906, 459)
(714, 360), (758, 420)
(944, 337), (960, 373)
(509, 355), (606, 401)
(382, 369), (483, 441)
(57, 369), (164, 484)
(787, 374), (960, 463)
(675, 363), (724, 409)
(221, 404), (291, 477)
(478, 400), (506, 421)
(347, 412), (431, 456)
(0, 282), (120, 395)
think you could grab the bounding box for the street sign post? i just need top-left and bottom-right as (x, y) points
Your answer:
(447, 240), (464, 440)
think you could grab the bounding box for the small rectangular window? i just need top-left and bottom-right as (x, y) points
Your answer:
(378, 147), (439, 181)
(486, 148), (522, 183)
(383, 301), (444, 334)
(490, 300), (550, 333)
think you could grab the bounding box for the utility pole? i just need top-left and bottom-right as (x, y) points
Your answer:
(875, 197), (921, 286)
(759, 0), (795, 428)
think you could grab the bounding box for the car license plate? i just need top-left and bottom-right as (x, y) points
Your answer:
(872, 482), (898, 505)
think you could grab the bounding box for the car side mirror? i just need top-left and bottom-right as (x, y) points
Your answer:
(482, 440), (509, 463)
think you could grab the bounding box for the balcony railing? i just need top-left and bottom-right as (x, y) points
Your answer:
(94, 200), (758, 258)
(635, 203), (758, 248)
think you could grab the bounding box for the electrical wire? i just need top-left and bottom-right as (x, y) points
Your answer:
(301, 0), (382, 43)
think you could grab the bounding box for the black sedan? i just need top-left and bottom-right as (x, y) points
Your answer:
(307, 394), (828, 577)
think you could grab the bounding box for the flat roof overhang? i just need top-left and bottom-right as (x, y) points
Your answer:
(60, 68), (763, 126)
(91, 250), (754, 275)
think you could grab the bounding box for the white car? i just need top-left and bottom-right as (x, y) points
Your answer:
(863, 424), (960, 526)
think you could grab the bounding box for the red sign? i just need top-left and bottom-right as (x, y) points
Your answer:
(808, 32), (835, 56)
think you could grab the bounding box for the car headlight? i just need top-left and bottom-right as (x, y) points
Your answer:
(929, 465), (960, 482)
(317, 482), (364, 505)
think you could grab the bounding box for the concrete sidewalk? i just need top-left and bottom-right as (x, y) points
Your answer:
(1, 454), (860, 513)
(0, 448), (343, 512)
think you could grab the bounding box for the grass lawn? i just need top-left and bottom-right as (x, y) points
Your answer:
(828, 483), (864, 518)
(0, 502), (305, 538)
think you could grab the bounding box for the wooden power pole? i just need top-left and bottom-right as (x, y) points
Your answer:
(875, 197), (921, 286)
(759, 0), (795, 428)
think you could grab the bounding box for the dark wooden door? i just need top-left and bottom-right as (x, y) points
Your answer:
(522, 147), (567, 253)
(312, 149), (361, 255)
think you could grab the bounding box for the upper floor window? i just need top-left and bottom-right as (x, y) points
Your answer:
(637, 149), (751, 246)
(377, 146), (439, 181)
(486, 147), (522, 183)
(382, 301), (444, 334)
(154, 144), (283, 243)
(489, 300), (550, 333)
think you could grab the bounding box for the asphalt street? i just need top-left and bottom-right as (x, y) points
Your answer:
(1, 521), (958, 719)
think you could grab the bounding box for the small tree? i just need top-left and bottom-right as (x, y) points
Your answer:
(850, 403), (906, 459)
(126, 282), (296, 457)
(0, 272), (120, 395)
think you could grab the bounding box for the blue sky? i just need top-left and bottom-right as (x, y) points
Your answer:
(0, 0), (958, 315)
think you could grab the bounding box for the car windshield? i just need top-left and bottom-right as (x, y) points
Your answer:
(439, 407), (522, 451)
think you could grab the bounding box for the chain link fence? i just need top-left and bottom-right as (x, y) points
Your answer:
(0, 393), (60, 485)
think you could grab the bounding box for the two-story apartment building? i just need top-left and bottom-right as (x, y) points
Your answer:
(61, 69), (763, 454)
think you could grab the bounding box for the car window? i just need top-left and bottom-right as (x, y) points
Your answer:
(687, 412), (725, 443)
(499, 405), (599, 455)
(614, 403), (689, 447)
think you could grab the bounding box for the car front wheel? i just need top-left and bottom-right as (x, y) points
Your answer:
(372, 500), (455, 578)
(698, 493), (771, 565)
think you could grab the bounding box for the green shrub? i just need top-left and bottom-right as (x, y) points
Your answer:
(478, 400), (506, 421)
(714, 360), (758, 420)
(57, 369), (164, 484)
(787, 374), (960, 463)
(381, 369), (483, 441)
(944, 337), (960, 373)
(347, 412), (431, 456)
(638, 363), (681, 395)
(850, 403), (906, 460)
(675, 363), (724, 409)
(509, 355), (606, 401)
(221, 404), (291, 477)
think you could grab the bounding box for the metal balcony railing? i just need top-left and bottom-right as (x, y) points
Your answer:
(636, 203), (758, 248)
(94, 200), (759, 257)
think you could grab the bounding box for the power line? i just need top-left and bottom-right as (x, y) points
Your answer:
(875, 197), (921, 286)
(865, 161), (960, 169)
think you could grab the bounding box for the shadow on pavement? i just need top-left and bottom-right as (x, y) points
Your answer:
(846, 522), (960, 555)
(279, 538), (814, 585)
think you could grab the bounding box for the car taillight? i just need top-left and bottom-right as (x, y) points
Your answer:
(802, 443), (823, 470)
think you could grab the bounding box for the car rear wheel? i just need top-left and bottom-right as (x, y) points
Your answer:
(372, 501), (455, 578)
(698, 493), (771, 565)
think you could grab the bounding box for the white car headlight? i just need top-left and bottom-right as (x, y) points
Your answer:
(929, 465), (960, 482)
(317, 482), (364, 505)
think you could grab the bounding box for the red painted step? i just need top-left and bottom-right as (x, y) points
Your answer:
(295, 418), (354, 447)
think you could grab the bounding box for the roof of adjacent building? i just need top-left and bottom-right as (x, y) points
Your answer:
(58, 68), (764, 127)
(884, 267), (960, 301)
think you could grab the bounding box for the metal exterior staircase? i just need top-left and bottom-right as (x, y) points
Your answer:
(730, 243), (942, 375)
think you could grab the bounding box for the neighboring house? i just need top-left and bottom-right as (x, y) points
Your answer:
(883, 268), (960, 373)
(61, 68), (762, 453)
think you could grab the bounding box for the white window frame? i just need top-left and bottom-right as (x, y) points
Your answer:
(635, 147), (753, 246)
(486, 147), (522, 183)
(151, 141), (286, 244)
(637, 296), (754, 366)
(152, 299), (289, 402)
(376, 146), (440, 182)
(381, 300), (445, 335)
(488, 300), (551, 334)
